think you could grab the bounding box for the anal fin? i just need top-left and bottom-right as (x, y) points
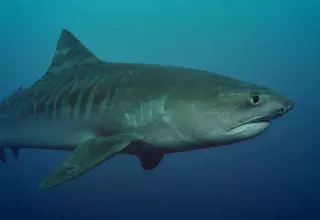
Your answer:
(0, 148), (6, 162)
(137, 151), (164, 170)
(0, 147), (20, 162)
(39, 134), (135, 188)
(10, 147), (20, 159)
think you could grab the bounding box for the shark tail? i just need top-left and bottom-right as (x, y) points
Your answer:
(0, 147), (20, 162)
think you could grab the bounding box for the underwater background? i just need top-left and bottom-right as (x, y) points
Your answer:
(0, 0), (319, 219)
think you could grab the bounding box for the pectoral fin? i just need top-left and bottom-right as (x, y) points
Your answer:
(137, 151), (164, 170)
(39, 134), (135, 188)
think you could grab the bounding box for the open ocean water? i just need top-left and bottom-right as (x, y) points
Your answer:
(0, 0), (319, 219)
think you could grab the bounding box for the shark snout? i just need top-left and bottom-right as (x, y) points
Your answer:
(279, 99), (295, 115)
(285, 99), (295, 112)
(275, 99), (295, 119)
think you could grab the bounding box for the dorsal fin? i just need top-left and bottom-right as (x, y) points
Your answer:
(44, 29), (101, 78)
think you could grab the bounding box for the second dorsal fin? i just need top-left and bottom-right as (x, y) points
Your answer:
(44, 29), (101, 78)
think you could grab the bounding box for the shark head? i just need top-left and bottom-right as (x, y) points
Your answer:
(165, 72), (294, 147)
(219, 86), (294, 141)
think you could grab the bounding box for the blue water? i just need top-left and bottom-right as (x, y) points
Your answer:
(0, 0), (319, 219)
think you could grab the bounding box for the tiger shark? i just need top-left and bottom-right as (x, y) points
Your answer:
(0, 29), (294, 188)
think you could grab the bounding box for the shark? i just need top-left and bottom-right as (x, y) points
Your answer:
(0, 29), (294, 188)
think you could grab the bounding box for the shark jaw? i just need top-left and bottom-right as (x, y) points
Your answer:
(228, 121), (270, 138)
(226, 116), (271, 139)
(227, 106), (290, 139)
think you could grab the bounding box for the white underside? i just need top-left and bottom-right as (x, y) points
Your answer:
(228, 122), (270, 139)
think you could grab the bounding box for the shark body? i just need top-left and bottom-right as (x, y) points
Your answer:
(0, 30), (294, 188)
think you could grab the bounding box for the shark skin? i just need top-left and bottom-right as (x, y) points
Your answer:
(0, 29), (295, 188)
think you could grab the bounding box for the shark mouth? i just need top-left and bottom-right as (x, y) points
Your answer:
(228, 108), (286, 134)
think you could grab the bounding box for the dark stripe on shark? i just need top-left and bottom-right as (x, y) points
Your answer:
(49, 81), (90, 120)
(46, 99), (55, 120)
(25, 86), (61, 119)
(47, 81), (72, 120)
(91, 84), (117, 115)
(12, 89), (56, 119)
(79, 84), (96, 115)
(14, 77), (117, 121)
(56, 91), (69, 110)
(68, 90), (80, 111)
(53, 82), (78, 119)
(73, 76), (113, 119)
(19, 100), (34, 118)
(92, 88), (107, 110)
(34, 89), (52, 103)
(90, 75), (126, 114)
(11, 99), (17, 108)
(35, 103), (46, 115)
(26, 101), (34, 117)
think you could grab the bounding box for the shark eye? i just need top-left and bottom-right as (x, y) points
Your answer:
(250, 95), (260, 105)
